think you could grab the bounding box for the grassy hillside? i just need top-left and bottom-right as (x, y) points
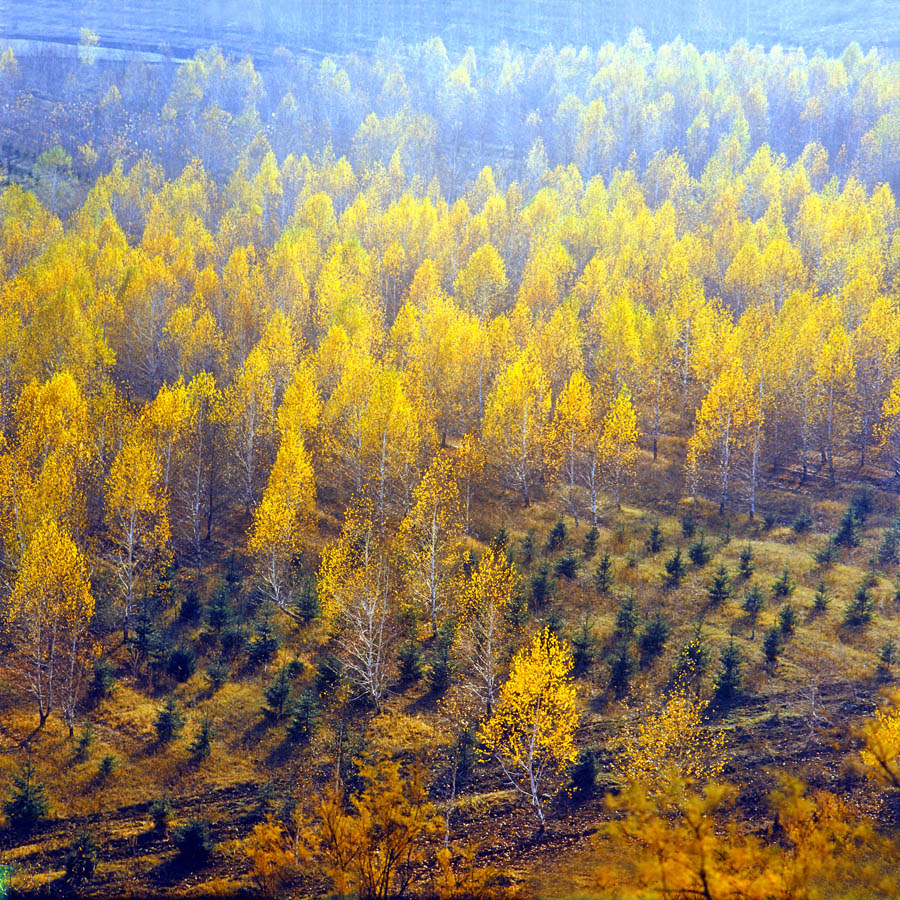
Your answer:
(2, 439), (897, 896)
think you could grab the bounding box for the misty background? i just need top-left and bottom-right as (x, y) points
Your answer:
(1, 0), (898, 59)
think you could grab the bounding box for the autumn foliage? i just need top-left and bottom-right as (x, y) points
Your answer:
(2, 22), (900, 900)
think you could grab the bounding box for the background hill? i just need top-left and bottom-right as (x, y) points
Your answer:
(3, 0), (900, 61)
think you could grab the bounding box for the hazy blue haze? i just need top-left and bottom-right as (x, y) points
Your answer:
(1, 0), (898, 58)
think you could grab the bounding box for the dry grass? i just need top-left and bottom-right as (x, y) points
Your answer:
(1, 457), (898, 899)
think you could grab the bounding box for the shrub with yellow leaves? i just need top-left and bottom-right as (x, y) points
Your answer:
(478, 627), (580, 827)
(457, 544), (519, 713)
(601, 773), (899, 900)
(859, 690), (900, 788)
(246, 757), (443, 900)
(615, 676), (727, 796)
(245, 818), (301, 898)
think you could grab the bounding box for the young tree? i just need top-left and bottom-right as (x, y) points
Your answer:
(636, 307), (678, 462)
(615, 678), (727, 796)
(816, 319), (855, 485)
(688, 359), (758, 515)
(439, 433), (478, 543)
(317, 500), (393, 709)
(224, 344), (278, 515)
(359, 365), (426, 519)
(453, 242), (508, 319)
(3, 518), (94, 732)
(142, 379), (191, 498)
(224, 314), (297, 513)
(105, 432), (171, 642)
(174, 373), (222, 571)
(478, 628), (579, 827)
(458, 544), (519, 714)
(547, 370), (594, 525)
(0, 372), (91, 567)
(251, 757), (444, 900)
(598, 386), (640, 509)
(482, 347), (551, 507)
(247, 431), (316, 622)
(399, 453), (462, 637)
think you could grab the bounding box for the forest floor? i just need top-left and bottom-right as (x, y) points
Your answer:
(2, 437), (900, 897)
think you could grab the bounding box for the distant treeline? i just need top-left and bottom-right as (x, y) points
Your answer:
(2, 32), (900, 201)
(3, 0), (900, 62)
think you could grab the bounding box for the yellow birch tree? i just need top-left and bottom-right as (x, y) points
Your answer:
(481, 348), (551, 507)
(3, 517), (94, 732)
(478, 627), (579, 827)
(248, 430), (316, 622)
(598, 386), (640, 509)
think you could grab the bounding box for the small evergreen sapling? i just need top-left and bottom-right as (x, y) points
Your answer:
(179, 589), (202, 622)
(174, 818), (213, 869)
(792, 511), (813, 534)
(614, 593), (639, 639)
(542, 606), (565, 637)
(263, 665), (294, 720)
(287, 692), (319, 743)
(714, 638), (742, 707)
(878, 640), (897, 673)
(771, 568), (795, 599)
(150, 794), (173, 834)
(812, 580), (829, 614)
(531, 561), (553, 607)
(688, 533), (711, 567)
(738, 544), (755, 580)
(64, 831), (98, 886)
(834, 507), (861, 548)
(707, 565), (732, 605)
(155, 697), (185, 745)
(248, 619), (280, 668)
(397, 640), (423, 685)
(638, 613), (670, 668)
(546, 519), (567, 553)
(844, 583), (874, 627)
(205, 658), (230, 692)
(97, 754), (116, 781)
(763, 626), (781, 667)
(594, 553), (614, 594)
(609, 642), (637, 698)
(3, 761), (50, 834)
(583, 526), (599, 560)
(555, 551), (579, 580)
(815, 537), (838, 566)
(569, 750), (597, 800)
(645, 522), (664, 554)
(189, 718), (213, 762)
(877, 515), (900, 566)
(571, 620), (598, 676)
(426, 621), (456, 694)
(74, 724), (93, 762)
(850, 488), (873, 523)
(166, 645), (197, 682)
(520, 531), (536, 567)
(742, 584), (764, 639)
(663, 548), (686, 588)
(88, 659), (116, 703)
(778, 602), (797, 636)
